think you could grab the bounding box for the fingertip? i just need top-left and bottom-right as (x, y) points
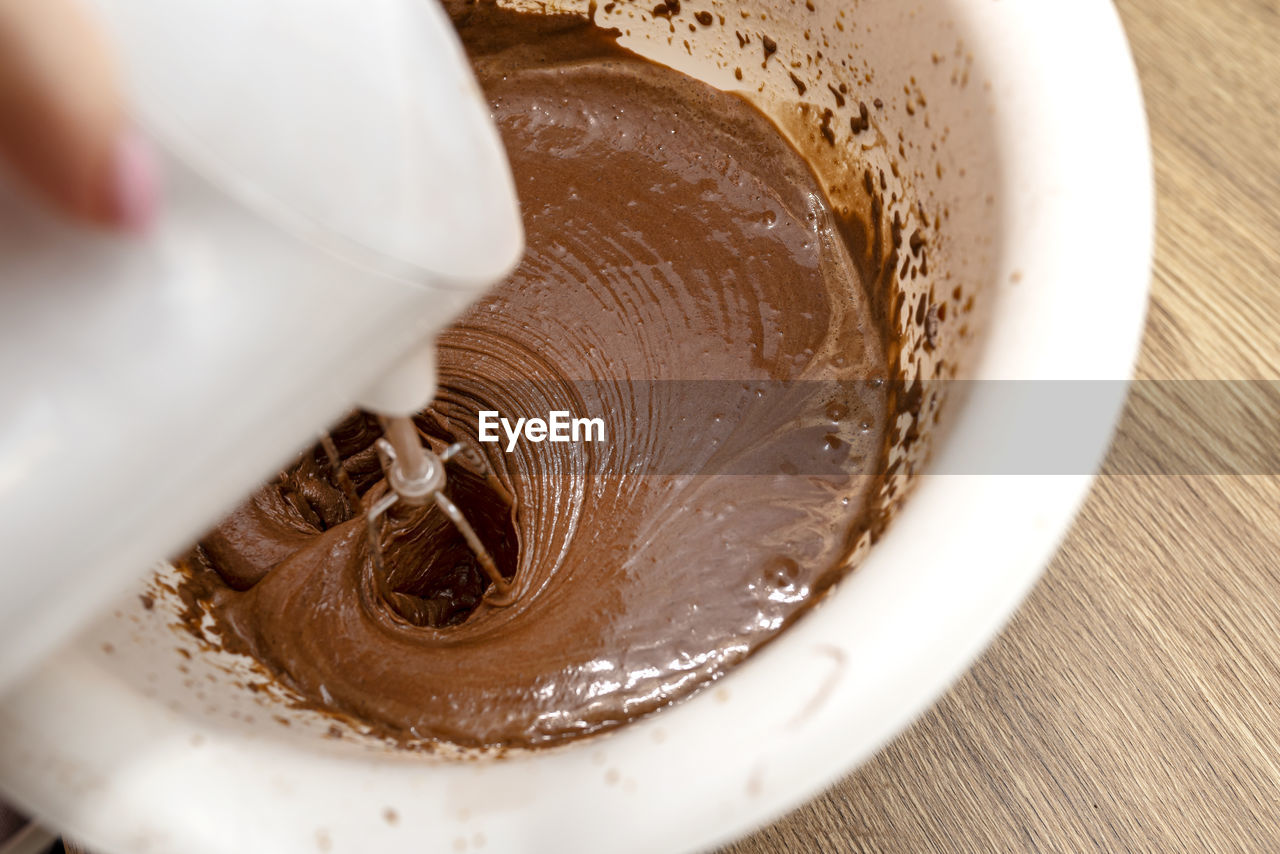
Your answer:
(103, 127), (160, 234)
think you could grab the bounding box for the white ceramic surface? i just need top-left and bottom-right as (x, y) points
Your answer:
(0, 0), (1152, 852)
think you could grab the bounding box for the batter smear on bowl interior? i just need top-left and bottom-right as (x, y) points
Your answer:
(177, 3), (898, 748)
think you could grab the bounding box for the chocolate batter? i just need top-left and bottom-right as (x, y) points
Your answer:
(179, 4), (893, 748)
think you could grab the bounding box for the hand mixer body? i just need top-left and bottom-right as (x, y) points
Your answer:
(0, 0), (523, 691)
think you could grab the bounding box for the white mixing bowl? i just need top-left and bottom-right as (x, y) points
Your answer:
(0, 0), (1151, 851)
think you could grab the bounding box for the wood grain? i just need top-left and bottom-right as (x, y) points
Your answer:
(728, 0), (1280, 850)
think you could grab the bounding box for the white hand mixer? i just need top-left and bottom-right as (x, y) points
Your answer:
(0, 0), (523, 690)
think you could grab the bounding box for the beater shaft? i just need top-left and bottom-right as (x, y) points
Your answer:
(382, 415), (431, 485)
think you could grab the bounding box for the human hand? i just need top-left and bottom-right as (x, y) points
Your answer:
(0, 0), (157, 231)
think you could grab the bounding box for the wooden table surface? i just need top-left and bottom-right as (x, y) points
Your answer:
(731, 0), (1280, 850)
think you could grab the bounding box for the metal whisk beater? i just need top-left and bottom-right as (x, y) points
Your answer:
(320, 416), (516, 607)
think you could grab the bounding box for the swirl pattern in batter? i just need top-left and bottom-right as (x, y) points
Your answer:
(179, 6), (893, 749)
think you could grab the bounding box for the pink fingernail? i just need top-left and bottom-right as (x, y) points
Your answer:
(108, 128), (160, 233)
